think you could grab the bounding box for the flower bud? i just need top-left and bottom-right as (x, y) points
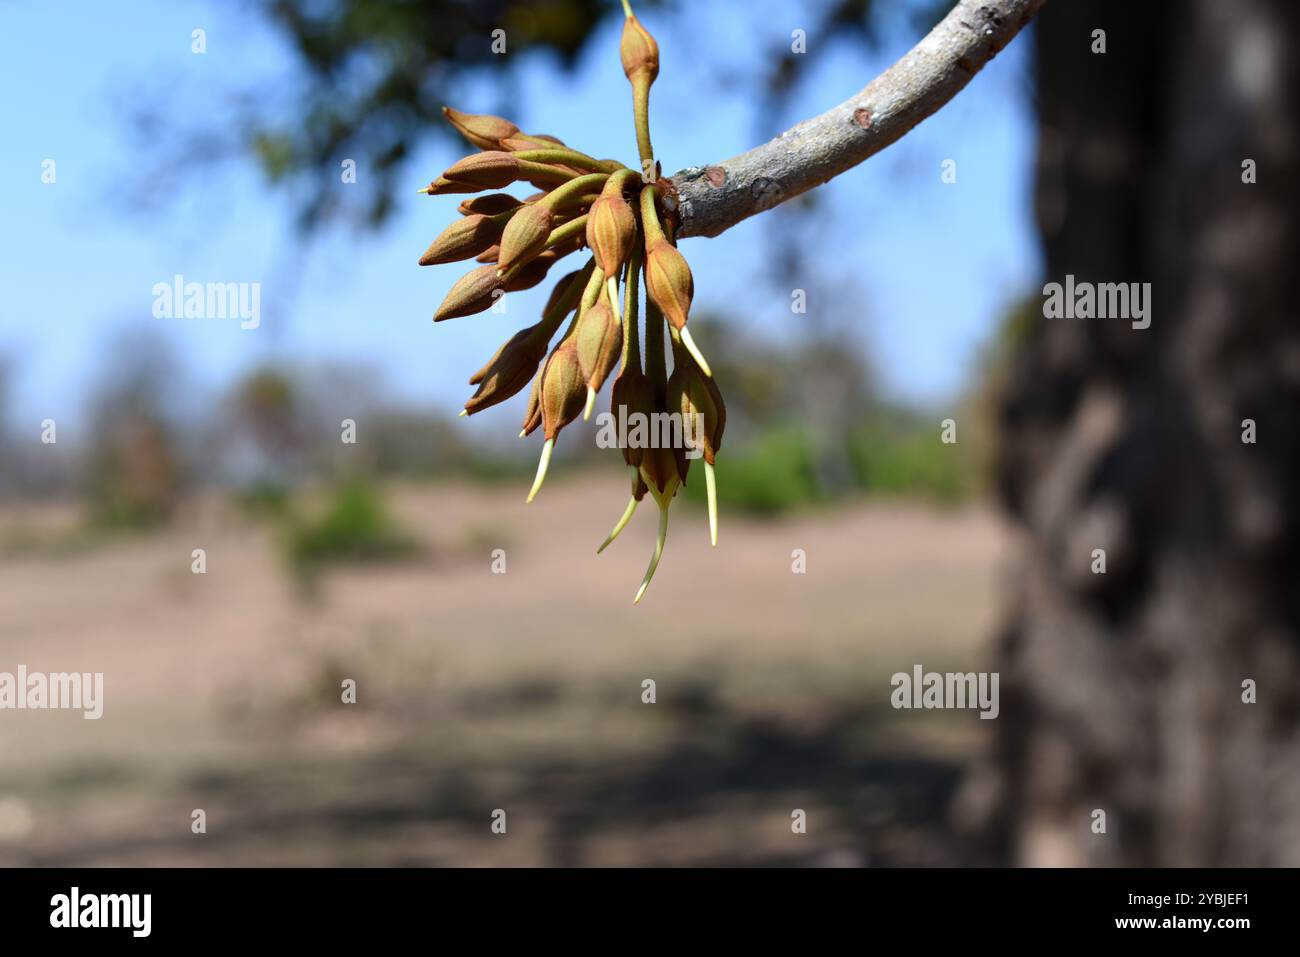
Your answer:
(520, 370), (543, 437)
(439, 151), (521, 190)
(476, 244), (500, 263)
(419, 212), (510, 266)
(458, 193), (522, 216)
(496, 203), (553, 274)
(643, 238), (693, 330)
(433, 263), (502, 321)
(670, 355), (725, 465)
(611, 365), (654, 468)
(575, 296), (622, 396)
(442, 107), (519, 151)
(463, 325), (548, 416)
(499, 133), (567, 151)
(540, 339), (587, 441)
(639, 435), (683, 497)
(587, 190), (637, 278)
(620, 14), (660, 83)
(543, 269), (585, 320)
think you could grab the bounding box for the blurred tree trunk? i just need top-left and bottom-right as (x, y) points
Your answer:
(976, 0), (1300, 865)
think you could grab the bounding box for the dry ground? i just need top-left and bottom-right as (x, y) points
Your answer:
(0, 476), (1011, 866)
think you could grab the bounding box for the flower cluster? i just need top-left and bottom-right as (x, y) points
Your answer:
(419, 1), (724, 603)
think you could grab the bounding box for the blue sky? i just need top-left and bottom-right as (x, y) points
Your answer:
(0, 0), (1041, 433)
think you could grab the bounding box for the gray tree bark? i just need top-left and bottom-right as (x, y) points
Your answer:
(667, 0), (1046, 239)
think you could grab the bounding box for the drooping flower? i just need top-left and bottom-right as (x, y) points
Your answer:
(418, 2), (724, 602)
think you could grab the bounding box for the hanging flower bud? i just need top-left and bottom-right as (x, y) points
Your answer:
(587, 173), (639, 278)
(543, 268), (585, 319)
(641, 189), (712, 376)
(670, 353), (725, 466)
(434, 264), (502, 321)
(496, 203), (554, 274)
(459, 194), (522, 216)
(668, 338), (726, 545)
(620, 12), (660, 83)
(643, 237), (693, 331)
(639, 436), (683, 497)
(419, 211), (512, 266)
(525, 339), (588, 503)
(442, 107), (519, 151)
(611, 365), (653, 469)
(499, 267), (589, 405)
(476, 244), (500, 264)
(575, 295), (622, 415)
(520, 370), (543, 437)
(540, 340), (587, 442)
(462, 325), (549, 416)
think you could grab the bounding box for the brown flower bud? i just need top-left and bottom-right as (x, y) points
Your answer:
(433, 263), (502, 321)
(499, 133), (568, 151)
(439, 151), (521, 191)
(669, 354), (725, 465)
(540, 339), (587, 441)
(476, 244), (500, 263)
(587, 190), (637, 278)
(620, 14), (660, 83)
(463, 325), (548, 416)
(520, 370), (543, 437)
(458, 193), (522, 216)
(419, 212), (510, 266)
(640, 441), (684, 497)
(643, 238), (693, 330)
(575, 296), (622, 396)
(543, 269), (585, 320)
(496, 203), (553, 274)
(610, 365), (654, 468)
(442, 107), (519, 151)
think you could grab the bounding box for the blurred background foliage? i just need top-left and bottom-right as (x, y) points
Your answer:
(0, 303), (1004, 538)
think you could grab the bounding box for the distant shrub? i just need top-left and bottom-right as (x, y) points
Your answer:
(683, 428), (822, 516)
(682, 416), (971, 517)
(283, 481), (419, 583)
(847, 420), (969, 504)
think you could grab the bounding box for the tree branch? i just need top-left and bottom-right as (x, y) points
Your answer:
(667, 0), (1046, 239)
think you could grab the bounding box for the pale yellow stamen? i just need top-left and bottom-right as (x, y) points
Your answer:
(598, 467), (642, 553)
(634, 496), (670, 604)
(525, 438), (555, 503)
(679, 326), (712, 377)
(704, 460), (718, 547)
